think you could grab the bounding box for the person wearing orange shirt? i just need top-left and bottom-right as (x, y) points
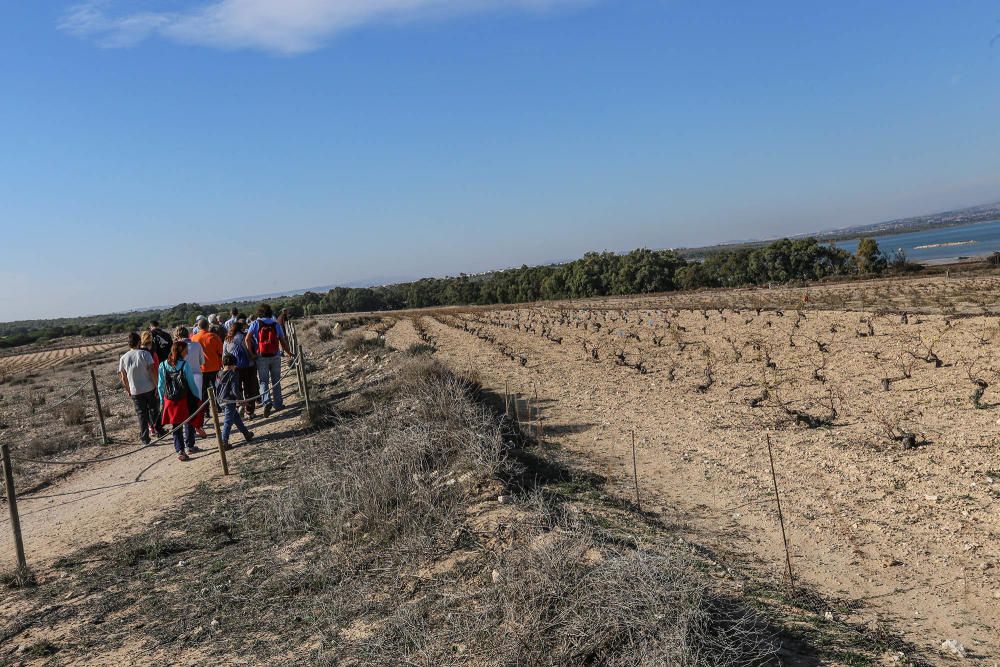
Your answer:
(192, 324), (223, 438)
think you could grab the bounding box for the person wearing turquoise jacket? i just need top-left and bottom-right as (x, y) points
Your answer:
(157, 341), (202, 461)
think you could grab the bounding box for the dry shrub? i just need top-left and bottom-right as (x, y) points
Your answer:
(250, 360), (508, 559)
(21, 433), (81, 459)
(61, 401), (87, 426)
(362, 529), (774, 666)
(28, 391), (46, 413)
(243, 358), (773, 665)
(404, 342), (436, 356)
(315, 324), (334, 342)
(344, 331), (385, 353)
(490, 536), (771, 666)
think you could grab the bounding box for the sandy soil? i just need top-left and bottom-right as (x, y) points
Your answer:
(386, 292), (1000, 660)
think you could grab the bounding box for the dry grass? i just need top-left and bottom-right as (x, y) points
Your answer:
(315, 324), (334, 342)
(239, 355), (775, 665)
(60, 400), (87, 426)
(344, 330), (386, 353)
(254, 356), (507, 555)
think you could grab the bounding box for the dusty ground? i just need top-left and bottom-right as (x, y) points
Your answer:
(372, 275), (1000, 661)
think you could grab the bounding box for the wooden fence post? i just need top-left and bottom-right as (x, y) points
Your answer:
(1, 444), (27, 572)
(207, 387), (229, 476)
(288, 332), (304, 396)
(297, 346), (312, 418)
(90, 370), (109, 445)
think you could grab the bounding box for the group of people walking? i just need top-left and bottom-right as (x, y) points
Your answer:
(117, 304), (293, 461)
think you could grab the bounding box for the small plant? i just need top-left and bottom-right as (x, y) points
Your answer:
(61, 400), (87, 426)
(344, 331), (386, 353)
(0, 567), (37, 589)
(872, 405), (919, 450)
(28, 390), (46, 414)
(315, 324), (334, 342)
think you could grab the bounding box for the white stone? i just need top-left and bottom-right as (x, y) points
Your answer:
(940, 639), (967, 658)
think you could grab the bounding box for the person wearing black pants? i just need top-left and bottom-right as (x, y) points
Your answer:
(131, 390), (161, 444)
(119, 331), (165, 445)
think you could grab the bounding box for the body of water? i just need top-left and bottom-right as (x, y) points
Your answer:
(834, 219), (1000, 264)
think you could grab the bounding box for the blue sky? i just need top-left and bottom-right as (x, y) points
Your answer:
(4, 1), (1000, 320)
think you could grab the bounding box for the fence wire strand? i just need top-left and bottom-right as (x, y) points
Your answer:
(7, 359), (301, 467)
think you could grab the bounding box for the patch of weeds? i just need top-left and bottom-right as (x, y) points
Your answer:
(343, 331), (385, 353)
(21, 639), (59, 658)
(61, 400), (87, 426)
(111, 537), (190, 567)
(315, 324), (334, 342)
(0, 567), (37, 589)
(742, 580), (921, 665)
(404, 342), (436, 356)
(21, 433), (81, 459)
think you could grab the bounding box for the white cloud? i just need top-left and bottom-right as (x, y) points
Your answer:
(59, 0), (588, 54)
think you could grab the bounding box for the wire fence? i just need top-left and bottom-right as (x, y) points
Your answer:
(0, 322), (312, 572)
(6, 362), (302, 467)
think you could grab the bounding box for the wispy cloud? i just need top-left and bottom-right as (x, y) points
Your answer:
(59, 0), (588, 54)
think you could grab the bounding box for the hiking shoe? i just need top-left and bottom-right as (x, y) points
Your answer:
(273, 404), (286, 412)
(140, 437), (151, 446)
(187, 445), (203, 454)
(222, 442), (232, 451)
(155, 428), (168, 438)
(263, 404), (272, 418)
(177, 453), (190, 462)
(244, 431), (254, 443)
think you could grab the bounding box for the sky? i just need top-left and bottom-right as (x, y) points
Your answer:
(4, 0), (1000, 320)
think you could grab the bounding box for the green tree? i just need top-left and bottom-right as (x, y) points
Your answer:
(855, 237), (887, 274)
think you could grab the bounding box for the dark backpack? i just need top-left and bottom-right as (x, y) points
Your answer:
(215, 370), (240, 402)
(257, 322), (280, 356)
(163, 362), (188, 401)
(152, 328), (172, 359)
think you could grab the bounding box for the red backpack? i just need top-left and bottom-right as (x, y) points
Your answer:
(257, 322), (280, 356)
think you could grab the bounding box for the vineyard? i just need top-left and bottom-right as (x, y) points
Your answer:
(356, 277), (1000, 659)
(0, 341), (122, 378)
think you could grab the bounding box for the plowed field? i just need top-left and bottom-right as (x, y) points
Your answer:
(380, 291), (1000, 659)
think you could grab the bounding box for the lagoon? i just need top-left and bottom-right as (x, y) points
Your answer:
(834, 219), (1000, 263)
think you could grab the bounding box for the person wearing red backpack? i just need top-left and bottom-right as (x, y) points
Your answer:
(244, 303), (292, 418)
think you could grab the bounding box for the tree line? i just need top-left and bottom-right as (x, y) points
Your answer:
(2, 237), (912, 349)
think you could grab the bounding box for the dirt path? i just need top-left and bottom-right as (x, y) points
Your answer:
(0, 373), (303, 570)
(417, 311), (1000, 660)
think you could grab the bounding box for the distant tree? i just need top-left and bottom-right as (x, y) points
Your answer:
(855, 237), (887, 274)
